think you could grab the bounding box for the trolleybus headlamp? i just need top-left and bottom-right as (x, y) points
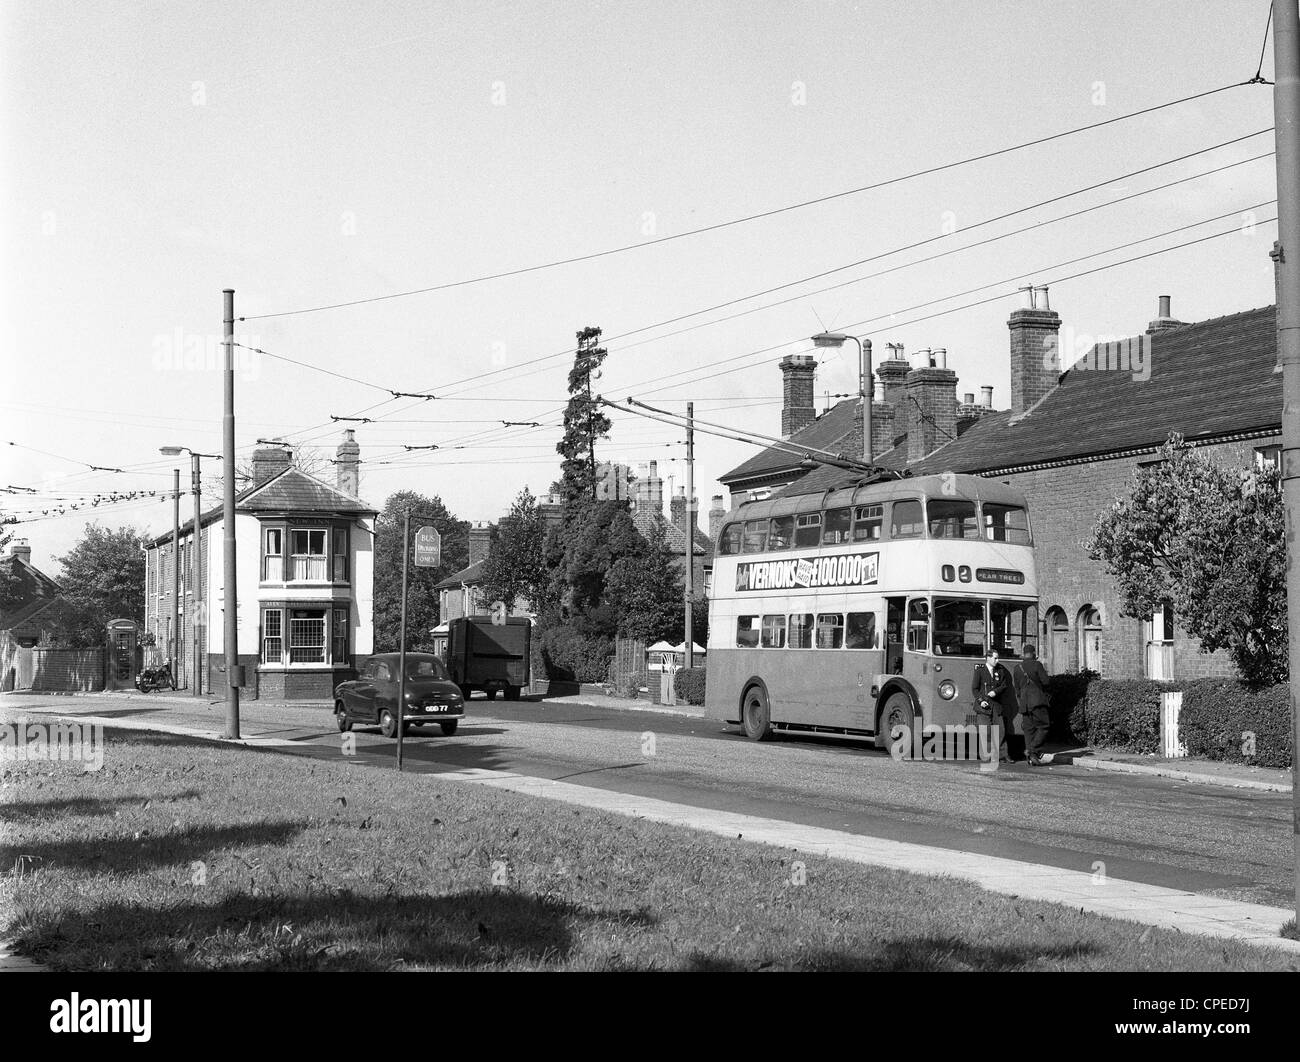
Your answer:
(938, 680), (956, 700)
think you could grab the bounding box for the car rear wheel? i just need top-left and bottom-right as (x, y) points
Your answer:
(379, 708), (399, 739)
(335, 701), (352, 733)
(440, 720), (459, 736)
(485, 686), (498, 701)
(504, 685), (520, 701)
(741, 685), (773, 741)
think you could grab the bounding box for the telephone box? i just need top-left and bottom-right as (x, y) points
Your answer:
(105, 618), (138, 690)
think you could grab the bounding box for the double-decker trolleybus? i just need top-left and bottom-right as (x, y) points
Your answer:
(705, 472), (1038, 749)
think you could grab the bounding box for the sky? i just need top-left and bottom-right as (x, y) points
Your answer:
(0, 0), (1283, 573)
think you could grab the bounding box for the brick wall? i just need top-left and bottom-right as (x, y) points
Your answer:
(1000, 435), (1275, 681)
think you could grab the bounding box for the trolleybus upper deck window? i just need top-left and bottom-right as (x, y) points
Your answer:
(742, 520), (769, 553)
(853, 504), (883, 541)
(892, 500), (925, 538)
(928, 499), (979, 539)
(769, 515), (795, 550)
(719, 522), (743, 555)
(984, 503), (1032, 545)
(794, 512), (822, 547)
(822, 507), (852, 544)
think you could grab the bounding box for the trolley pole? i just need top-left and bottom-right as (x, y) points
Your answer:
(397, 509), (411, 772)
(685, 401), (694, 669)
(1274, 0), (1300, 925)
(222, 288), (241, 739)
(171, 468), (180, 685)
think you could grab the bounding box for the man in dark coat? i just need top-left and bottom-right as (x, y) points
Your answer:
(1013, 644), (1053, 766)
(972, 648), (1017, 763)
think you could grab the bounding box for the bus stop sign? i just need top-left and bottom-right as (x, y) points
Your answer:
(414, 525), (441, 568)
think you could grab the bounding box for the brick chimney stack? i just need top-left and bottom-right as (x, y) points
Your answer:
(779, 354), (818, 438)
(468, 521), (494, 567)
(634, 460), (664, 515)
(251, 443), (293, 486)
(905, 350), (959, 464)
(708, 495), (726, 543)
(336, 429), (360, 497)
(670, 487), (687, 531)
(1008, 286), (1062, 415)
(6, 539), (31, 564)
(538, 494), (564, 533)
(1145, 294), (1188, 335)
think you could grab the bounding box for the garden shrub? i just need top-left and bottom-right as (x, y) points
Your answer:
(1074, 679), (1176, 753)
(675, 667), (706, 706)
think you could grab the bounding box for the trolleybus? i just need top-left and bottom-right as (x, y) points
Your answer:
(705, 472), (1038, 749)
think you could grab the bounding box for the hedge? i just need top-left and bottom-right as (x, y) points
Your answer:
(674, 667), (706, 706)
(537, 626), (614, 684)
(1044, 669), (1096, 743)
(1179, 680), (1292, 769)
(1071, 679), (1169, 754)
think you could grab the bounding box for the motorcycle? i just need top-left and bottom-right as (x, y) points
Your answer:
(135, 662), (176, 692)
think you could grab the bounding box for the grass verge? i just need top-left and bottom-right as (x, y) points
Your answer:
(1, 729), (1296, 972)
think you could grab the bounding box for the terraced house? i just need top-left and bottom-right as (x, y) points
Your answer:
(719, 292), (1281, 683)
(143, 431), (376, 699)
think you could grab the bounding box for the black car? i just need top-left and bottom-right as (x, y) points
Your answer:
(334, 653), (465, 738)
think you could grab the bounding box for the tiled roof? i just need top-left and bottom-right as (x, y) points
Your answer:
(907, 305), (1280, 476)
(146, 468), (376, 546)
(0, 555), (63, 630)
(631, 510), (712, 557)
(239, 468), (377, 514)
(434, 559), (486, 590)
(720, 398), (863, 485)
(775, 305), (1281, 498)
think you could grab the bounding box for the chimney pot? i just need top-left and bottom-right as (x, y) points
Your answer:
(1035, 285), (1051, 310)
(980, 385), (994, 408)
(933, 347), (948, 369)
(1158, 294), (1171, 318)
(963, 392), (975, 406)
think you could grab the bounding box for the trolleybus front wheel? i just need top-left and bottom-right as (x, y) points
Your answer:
(742, 685), (774, 742)
(881, 693), (916, 760)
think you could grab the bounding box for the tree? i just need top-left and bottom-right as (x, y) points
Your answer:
(604, 515), (684, 642)
(51, 524), (147, 647)
(555, 326), (611, 509)
(0, 512), (22, 616)
(550, 501), (645, 621)
(373, 492), (468, 652)
(1087, 434), (1286, 686)
(480, 487), (554, 614)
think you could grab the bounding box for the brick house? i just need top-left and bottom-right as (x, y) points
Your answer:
(0, 539), (86, 691)
(718, 294), (1281, 683)
(143, 431), (376, 700)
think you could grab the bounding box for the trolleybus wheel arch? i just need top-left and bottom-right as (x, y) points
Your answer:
(741, 683), (774, 742)
(880, 692), (917, 759)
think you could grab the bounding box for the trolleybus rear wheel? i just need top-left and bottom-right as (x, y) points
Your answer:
(742, 685), (774, 742)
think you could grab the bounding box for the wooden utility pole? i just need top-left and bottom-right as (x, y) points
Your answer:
(222, 288), (240, 739)
(685, 401), (694, 669)
(1273, 0), (1300, 924)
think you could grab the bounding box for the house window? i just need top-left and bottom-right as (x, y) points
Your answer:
(333, 525), (350, 582)
(263, 528), (284, 581)
(1145, 599), (1175, 680)
(262, 609), (283, 664)
(290, 529), (327, 581)
(289, 608), (327, 662)
(1255, 445), (1282, 472)
(332, 607), (349, 665)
